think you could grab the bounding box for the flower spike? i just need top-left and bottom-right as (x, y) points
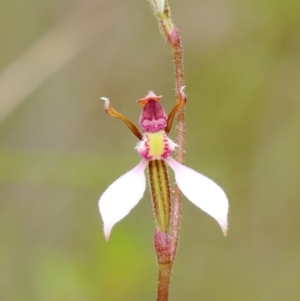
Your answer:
(99, 91), (229, 239)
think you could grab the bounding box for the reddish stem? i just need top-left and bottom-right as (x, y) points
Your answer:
(149, 3), (186, 301)
(157, 264), (172, 301)
(156, 12), (185, 301)
(155, 231), (172, 301)
(170, 26), (185, 259)
(161, 23), (185, 261)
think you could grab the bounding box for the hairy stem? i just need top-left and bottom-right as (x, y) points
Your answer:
(157, 264), (172, 301)
(148, 1), (186, 300)
(155, 230), (172, 301)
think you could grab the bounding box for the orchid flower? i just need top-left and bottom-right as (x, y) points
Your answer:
(99, 90), (229, 240)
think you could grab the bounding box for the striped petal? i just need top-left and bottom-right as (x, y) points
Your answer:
(166, 157), (229, 235)
(99, 160), (148, 240)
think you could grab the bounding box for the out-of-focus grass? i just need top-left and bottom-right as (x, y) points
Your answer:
(0, 150), (137, 188)
(1, 0), (300, 300)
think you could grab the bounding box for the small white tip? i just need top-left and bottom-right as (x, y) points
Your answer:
(104, 225), (112, 241)
(180, 86), (186, 95)
(100, 97), (110, 109)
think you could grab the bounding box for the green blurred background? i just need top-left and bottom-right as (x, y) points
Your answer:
(1, 0), (300, 300)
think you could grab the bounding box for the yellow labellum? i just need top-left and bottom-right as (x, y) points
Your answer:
(147, 131), (166, 159)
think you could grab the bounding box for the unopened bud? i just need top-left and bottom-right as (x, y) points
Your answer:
(148, 0), (166, 14)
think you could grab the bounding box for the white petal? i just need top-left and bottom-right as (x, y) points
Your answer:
(166, 157), (229, 235)
(99, 160), (147, 240)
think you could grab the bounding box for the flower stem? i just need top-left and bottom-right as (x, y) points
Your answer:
(148, 1), (186, 300)
(157, 264), (172, 301)
(155, 230), (172, 301)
